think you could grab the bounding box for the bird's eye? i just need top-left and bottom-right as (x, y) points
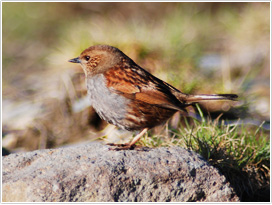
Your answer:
(84, 56), (90, 61)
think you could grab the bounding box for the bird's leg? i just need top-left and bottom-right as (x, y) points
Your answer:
(128, 128), (149, 147)
(108, 128), (148, 150)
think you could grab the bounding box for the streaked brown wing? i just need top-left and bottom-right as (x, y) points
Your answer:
(104, 65), (185, 111)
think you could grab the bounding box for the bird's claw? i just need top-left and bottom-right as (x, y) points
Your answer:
(107, 143), (135, 151)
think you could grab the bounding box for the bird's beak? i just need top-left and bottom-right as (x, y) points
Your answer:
(68, 57), (81, 63)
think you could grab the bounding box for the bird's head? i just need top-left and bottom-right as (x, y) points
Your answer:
(69, 45), (125, 76)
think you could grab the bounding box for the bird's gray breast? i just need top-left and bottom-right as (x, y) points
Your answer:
(86, 74), (130, 129)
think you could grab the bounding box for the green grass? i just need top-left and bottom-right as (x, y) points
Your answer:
(139, 104), (269, 169)
(138, 104), (269, 201)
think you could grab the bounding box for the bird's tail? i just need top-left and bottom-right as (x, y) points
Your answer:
(182, 94), (238, 104)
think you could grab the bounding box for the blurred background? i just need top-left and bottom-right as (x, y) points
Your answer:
(2, 2), (270, 153)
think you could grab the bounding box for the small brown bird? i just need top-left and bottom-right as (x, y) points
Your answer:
(69, 45), (237, 150)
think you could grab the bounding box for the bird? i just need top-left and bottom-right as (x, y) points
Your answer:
(69, 45), (238, 150)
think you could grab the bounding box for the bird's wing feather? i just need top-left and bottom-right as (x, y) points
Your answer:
(104, 66), (185, 111)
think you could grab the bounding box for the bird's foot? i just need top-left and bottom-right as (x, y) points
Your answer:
(107, 143), (136, 151)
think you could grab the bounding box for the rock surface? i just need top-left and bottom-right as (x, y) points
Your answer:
(2, 142), (239, 202)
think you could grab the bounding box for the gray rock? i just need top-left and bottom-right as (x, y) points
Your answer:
(2, 142), (239, 202)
